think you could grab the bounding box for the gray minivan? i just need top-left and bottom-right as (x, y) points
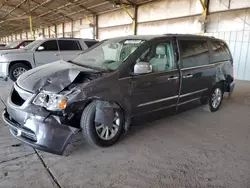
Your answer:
(0, 38), (98, 81)
(2, 34), (235, 155)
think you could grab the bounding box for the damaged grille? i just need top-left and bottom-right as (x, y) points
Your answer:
(11, 88), (25, 106)
(11, 84), (32, 106)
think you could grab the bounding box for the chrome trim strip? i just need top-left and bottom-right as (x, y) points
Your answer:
(178, 97), (201, 106)
(137, 95), (178, 107)
(180, 88), (208, 98)
(118, 69), (179, 81)
(137, 88), (208, 107)
(181, 64), (215, 71)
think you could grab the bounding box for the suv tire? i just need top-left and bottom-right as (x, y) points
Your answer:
(208, 84), (224, 112)
(9, 63), (30, 81)
(80, 101), (124, 147)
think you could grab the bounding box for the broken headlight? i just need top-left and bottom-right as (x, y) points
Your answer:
(33, 92), (67, 111)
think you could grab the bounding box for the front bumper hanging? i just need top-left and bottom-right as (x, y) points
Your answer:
(2, 109), (78, 155)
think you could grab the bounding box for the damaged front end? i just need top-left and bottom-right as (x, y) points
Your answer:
(2, 61), (102, 155)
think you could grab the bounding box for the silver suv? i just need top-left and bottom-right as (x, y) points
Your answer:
(0, 38), (98, 81)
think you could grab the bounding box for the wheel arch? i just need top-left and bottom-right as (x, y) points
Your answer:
(9, 60), (32, 74)
(70, 98), (131, 132)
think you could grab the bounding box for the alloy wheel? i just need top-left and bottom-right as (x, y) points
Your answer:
(211, 88), (222, 109)
(13, 67), (27, 78)
(95, 112), (121, 140)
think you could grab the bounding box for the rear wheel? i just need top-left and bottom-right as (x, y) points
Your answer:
(9, 63), (30, 81)
(80, 102), (124, 147)
(208, 84), (224, 112)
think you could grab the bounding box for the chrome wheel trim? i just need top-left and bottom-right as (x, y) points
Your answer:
(13, 67), (27, 78)
(95, 112), (120, 140)
(211, 88), (222, 108)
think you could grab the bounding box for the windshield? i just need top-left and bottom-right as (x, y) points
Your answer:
(72, 39), (145, 71)
(6, 41), (21, 48)
(24, 40), (41, 50)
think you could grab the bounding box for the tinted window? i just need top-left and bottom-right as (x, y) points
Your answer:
(211, 41), (231, 62)
(40, 40), (58, 51)
(179, 40), (209, 68)
(85, 41), (98, 48)
(136, 41), (175, 72)
(59, 40), (80, 51)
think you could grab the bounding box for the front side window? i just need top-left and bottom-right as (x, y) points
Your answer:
(39, 40), (58, 51)
(211, 41), (231, 62)
(136, 41), (175, 72)
(179, 40), (209, 68)
(58, 40), (80, 51)
(24, 40), (41, 50)
(72, 39), (145, 71)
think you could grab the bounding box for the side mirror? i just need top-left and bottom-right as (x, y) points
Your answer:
(37, 46), (44, 51)
(134, 62), (152, 75)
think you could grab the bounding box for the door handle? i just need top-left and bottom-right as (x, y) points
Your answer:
(183, 74), (193, 79)
(168, 76), (178, 81)
(54, 53), (59, 56)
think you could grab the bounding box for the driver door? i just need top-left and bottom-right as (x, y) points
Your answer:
(34, 40), (61, 66)
(130, 39), (180, 117)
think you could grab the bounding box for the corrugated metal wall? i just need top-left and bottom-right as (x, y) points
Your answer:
(206, 30), (250, 81)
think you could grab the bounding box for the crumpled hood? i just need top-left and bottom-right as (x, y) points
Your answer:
(17, 60), (98, 93)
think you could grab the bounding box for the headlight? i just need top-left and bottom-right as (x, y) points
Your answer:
(33, 92), (67, 111)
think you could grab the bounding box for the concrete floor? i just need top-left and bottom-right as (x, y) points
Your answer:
(0, 80), (249, 188)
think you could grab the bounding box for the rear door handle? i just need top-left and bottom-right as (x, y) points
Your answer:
(183, 74), (193, 79)
(168, 76), (178, 81)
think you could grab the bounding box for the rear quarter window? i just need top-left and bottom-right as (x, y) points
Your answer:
(211, 40), (231, 62)
(179, 40), (209, 68)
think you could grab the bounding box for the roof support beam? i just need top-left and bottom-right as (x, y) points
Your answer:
(199, 0), (209, 34)
(0, 0), (27, 22)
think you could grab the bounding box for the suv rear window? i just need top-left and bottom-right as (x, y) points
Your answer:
(211, 41), (231, 62)
(58, 40), (80, 51)
(84, 41), (98, 48)
(179, 40), (209, 68)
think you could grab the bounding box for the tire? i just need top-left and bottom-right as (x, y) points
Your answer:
(208, 84), (224, 112)
(80, 101), (124, 148)
(9, 63), (30, 81)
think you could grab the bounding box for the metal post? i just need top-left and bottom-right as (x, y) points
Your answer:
(48, 26), (51, 38)
(199, 0), (209, 35)
(134, 5), (138, 35)
(54, 25), (57, 38)
(42, 28), (45, 37)
(71, 21), (74, 37)
(28, 0), (34, 39)
(62, 23), (65, 37)
(121, 4), (136, 35)
(94, 15), (99, 39)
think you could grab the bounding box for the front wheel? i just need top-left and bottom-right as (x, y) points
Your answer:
(9, 63), (30, 81)
(80, 102), (124, 147)
(208, 85), (224, 112)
